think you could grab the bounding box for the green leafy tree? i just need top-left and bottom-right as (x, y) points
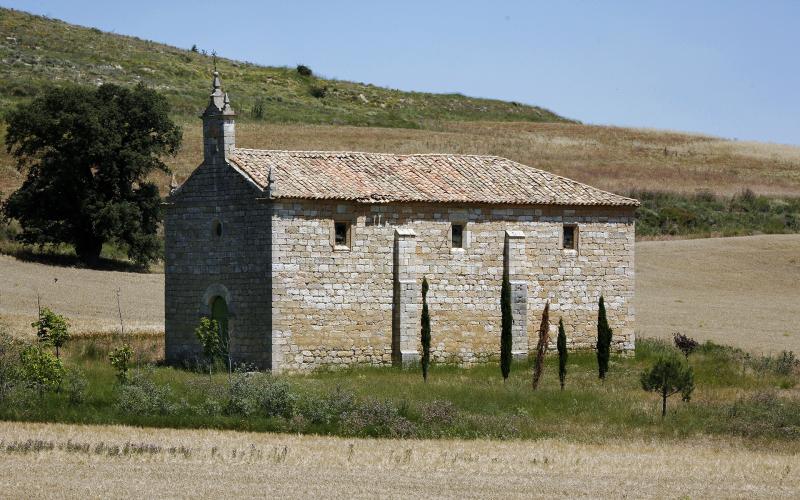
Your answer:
(19, 344), (64, 396)
(500, 271), (513, 381)
(32, 307), (70, 358)
(531, 301), (550, 390)
(195, 317), (223, 375)
(596, 295), (613, 380)
(2, 83), (182, 265)
(557, 317), (568, 391)
(109, 344), (134, 383)
(420, 277), (431, 382)
(640, 355), (695, 417)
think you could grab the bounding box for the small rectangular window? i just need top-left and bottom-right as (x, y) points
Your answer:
(563, 225), (577, 250)
(452, 224), (464, 249)
(334, 221), (350, 248)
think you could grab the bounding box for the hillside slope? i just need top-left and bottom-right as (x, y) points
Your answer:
(1, 7), (799, 200)
(0, 8), (568, 128)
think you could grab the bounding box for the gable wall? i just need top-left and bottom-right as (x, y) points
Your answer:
(270, 199), (635, 371)
(164, 160), (272, 367)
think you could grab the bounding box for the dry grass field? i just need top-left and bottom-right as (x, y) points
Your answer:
(165, 121), (800, 197)
(637, 234), (800, 353)
(0, 254), (163, 336)
(0, 421), (797, 498)
(1, 234), (798, 353)
(3, 120), (800, 199)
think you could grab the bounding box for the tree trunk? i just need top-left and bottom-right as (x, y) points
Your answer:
(75, 237), (103, 266)
(661, 387), (667, 418)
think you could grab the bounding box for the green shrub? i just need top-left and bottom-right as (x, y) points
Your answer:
(632, 190), (800, 238)
(419, 400), (458, 427)
(250, 98), (265, 119)
(65, 368), (88, 405)
(309, 85), (327, 99)
(0, 330), (23, 403)
(194, 317), (223, 373)
(114, 372), (176, 416)
(341, 398), (416, 438)
(109, 344), (134, 383)
(19, 344), (64, 396)
(227, 372), (296, 418)
(748, 350), (798, 376)
(296, 386), (357, 425)
(723, 390), (800, 439)
(296, 64), (312, 77)
(32, 307), (70, 358)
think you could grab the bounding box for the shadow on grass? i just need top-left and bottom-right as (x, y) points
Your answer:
(0, 243), (153, 273)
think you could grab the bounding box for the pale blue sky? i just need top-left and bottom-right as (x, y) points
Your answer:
(4, 0), (799, 144)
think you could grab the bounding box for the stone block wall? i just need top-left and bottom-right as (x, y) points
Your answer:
(270, 200), (635, 371)
(164, 160), (272, 368)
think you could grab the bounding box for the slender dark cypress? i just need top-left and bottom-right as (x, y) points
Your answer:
(500, 271), (513, 381)
(421, 277), (431, 382)
(557, 317), (568, 390)
(597, 295), (613, 380)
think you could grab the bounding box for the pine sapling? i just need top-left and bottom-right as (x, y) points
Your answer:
(641, 355), (695, 417)
(532, 301), (550, 390)
(557, 317), (568, 391)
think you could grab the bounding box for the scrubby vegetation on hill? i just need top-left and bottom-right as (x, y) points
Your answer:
(635, 190), (800, 239)
(0, 8), (568, 128)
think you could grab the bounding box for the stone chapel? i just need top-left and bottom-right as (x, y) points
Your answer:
(164, 72), (638, 372)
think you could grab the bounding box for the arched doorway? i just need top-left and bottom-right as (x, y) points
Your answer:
(211, 296), (229, 346)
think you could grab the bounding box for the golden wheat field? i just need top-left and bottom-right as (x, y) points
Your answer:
(3, 121), (800, 198)
(2, 235), (799, 353)
(0, 421), (797, 499)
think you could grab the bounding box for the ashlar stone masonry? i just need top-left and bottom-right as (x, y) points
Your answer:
(165, 73), (639, 372)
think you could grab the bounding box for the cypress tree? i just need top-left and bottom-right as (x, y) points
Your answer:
(531, 301), (550, 390)
(421, 277), (431, 382)
(597, 295), (613, 380)
(557, 317), (567, 390)
(500, 271), (513, 381)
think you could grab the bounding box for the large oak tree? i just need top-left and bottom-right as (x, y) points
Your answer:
(3, 83), (181, 265)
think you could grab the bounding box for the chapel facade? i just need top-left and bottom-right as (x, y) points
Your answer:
(164, 73), (638, 372)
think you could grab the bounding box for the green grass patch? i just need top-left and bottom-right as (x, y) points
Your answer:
(1, 332), (798, 445)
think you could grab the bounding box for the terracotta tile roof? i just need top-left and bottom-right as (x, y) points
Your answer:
(227, 149), (639, 207)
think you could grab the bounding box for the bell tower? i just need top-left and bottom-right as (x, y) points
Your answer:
(202, 70), (236, 165)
